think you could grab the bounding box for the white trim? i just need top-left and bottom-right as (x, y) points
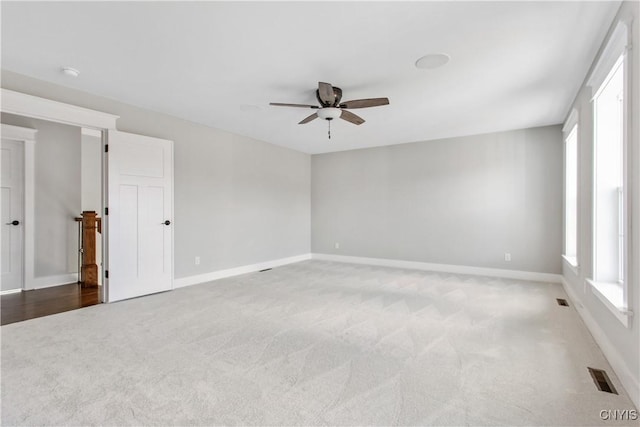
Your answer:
(1, 124), (37, 141)
(1, 89), (119, 130)
(586, 279), (632, 328)
(562, 255), (579, 276)
(312, 253), (562, 283)
(562, 254), (579, 268)
(101, 132), (108, 304)
(170, 140), (175, 293)
(81, 127), (102, 138)
(562, 278), (639, 408)
(23, 139), (35, 290)
(562, 108), (579, 133)
(174, 254), (312, 289)
(563, 121), (579, 265)
(1, 124), (36, 291)
(32, 273), (78, 290)
(587, 19), (632, 93)
(0, 288), (22, 295)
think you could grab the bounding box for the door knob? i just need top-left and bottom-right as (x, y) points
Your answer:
(163, 220), (171, 226)
(6, 220), (19, 226)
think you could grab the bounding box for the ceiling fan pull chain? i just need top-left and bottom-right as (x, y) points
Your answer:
(328, 119), (331, 139)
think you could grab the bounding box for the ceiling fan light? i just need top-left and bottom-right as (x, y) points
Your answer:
(317, 107), (341, 120)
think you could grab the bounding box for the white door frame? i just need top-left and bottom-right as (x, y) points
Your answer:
(1, 124), (36, 292)
(1, 89), (119, 299)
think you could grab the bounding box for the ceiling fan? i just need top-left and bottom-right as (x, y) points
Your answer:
(270, 82), (390, 138)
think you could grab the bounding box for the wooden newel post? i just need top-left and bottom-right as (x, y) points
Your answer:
(81, 211), (99, 288)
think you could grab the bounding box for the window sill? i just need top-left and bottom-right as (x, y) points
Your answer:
(562, 255), (579, 275)
(586, 279), (633, 328)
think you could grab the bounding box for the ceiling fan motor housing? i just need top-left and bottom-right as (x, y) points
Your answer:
(316, 86), (342, 107)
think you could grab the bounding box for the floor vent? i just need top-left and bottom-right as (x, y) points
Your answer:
(259, 268), (272, 272)
(556, 298), (569, 307)
(588, 367), (618, 394)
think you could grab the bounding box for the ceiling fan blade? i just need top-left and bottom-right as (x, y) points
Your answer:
(318, 82), (335, 105)
(299, 113), (318, 124)
(340, 110), (365, 125)
(340, 98), (390, 109)
(270, 102), (319, 109)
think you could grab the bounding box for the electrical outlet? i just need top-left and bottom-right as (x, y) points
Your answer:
(504, 253), (511, 262)
(335, 242), (340, 249)
(195, 256), (200, 265)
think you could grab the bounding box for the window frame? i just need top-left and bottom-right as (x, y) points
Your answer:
(562, 110), (579, 274)
(585, 19), (633, 327)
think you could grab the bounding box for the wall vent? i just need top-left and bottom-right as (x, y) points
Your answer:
(556, 298), (569, 307)
(588, 367), (618, 394)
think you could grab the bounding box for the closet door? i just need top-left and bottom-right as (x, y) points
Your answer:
(1, 139), (24, 292)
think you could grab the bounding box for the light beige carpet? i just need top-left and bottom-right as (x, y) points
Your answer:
(1, 260), (637, 426)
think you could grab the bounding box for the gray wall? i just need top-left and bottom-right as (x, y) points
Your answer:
(562, 0), (639, 402)
(1, 71), (311, 280)
(312, 125), (563, 274)
(80, 133), (101, 213)
(1, 114), (81, 279)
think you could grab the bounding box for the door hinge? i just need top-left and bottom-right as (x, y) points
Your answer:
(104, 144), (109, 153)
(105, 270), (109, 279)
(105, 207), (109, 215)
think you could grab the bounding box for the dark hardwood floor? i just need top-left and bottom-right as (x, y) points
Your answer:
(1, 284), (101, 326)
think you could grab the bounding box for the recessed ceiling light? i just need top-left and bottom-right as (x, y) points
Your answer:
(61, 67), (80, 77)
(415, 53), (450, 70)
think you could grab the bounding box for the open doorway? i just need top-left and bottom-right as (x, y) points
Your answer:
(2, 89), (174, 309)
(1, 115), (103, 325)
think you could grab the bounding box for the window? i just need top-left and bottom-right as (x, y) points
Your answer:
(593, 55), (624, 286)
(586, 20), (631, 326)
(563, 120), (578, 268)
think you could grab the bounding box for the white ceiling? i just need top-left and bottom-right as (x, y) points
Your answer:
(1, 1), (620, 154)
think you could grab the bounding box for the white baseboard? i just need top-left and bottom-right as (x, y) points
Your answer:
(32, 273), (79, 290)
(561, 278), (639, 409)
(0, 288), (22, 295)
(312, 253), (562, 283)
(173, 253), (312, 289)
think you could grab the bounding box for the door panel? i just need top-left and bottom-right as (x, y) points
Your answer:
(118, 184), (139, 280)
(107, 131), (173, 302)
(1, 139), (24, 292)
(140, 185), (167, 278)
(1, 188), (12, 275)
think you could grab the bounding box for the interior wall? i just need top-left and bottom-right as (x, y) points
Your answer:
(1, 71), (311, 280)
(312, 125), (563, 274)
(561, 0), (639, 405)
(80, 132), (101, 213)
(1, 113), (81, 284)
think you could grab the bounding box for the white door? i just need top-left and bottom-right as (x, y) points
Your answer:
(1, 139), (24, 292)
(106, 131), (173, 302)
